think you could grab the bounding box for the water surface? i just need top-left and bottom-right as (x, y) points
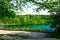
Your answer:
(3, 25), (52, 31)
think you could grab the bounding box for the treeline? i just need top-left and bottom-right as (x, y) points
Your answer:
(0, 15), (51, 25)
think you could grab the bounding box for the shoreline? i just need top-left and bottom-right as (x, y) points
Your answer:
(0, 30), (48, 38)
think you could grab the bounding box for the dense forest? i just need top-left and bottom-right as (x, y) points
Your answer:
(0, 15), (51, 25)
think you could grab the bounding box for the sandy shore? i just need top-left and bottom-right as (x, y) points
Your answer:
(0, 30), (48, 38)
(0, 30), (60, 40)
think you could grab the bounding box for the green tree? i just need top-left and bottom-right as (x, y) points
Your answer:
(15, 0), (59, 13)
(0, 0), (16, 18)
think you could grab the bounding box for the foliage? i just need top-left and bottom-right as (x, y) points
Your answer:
(14, 0), (60, 13)
(51, 15), (60, 33)
(0, 0), (16, 18)
(0, 34), (31, 39)
(0, 15), (50, 25)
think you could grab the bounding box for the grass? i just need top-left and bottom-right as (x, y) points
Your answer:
(7, 34), (31, 39)
(0, 34), (4, 37)
(0, 28), (48, 33)
(0, 34), (31, 39)
(0, 33), (60, 39)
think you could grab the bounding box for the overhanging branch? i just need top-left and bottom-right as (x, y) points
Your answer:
(31, 0), (51, 9)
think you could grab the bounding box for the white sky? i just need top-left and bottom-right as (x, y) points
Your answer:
(11, 0), (50, 15)
(20, 2), (50, 15)
(23, 8), (50, 15)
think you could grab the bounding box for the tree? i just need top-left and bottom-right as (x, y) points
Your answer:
(15, 0), (60, 13)
(0, 0), (16, 18)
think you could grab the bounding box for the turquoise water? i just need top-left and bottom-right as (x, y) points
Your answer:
(29, 25), (51, 30)
(3, 25), (51, 30)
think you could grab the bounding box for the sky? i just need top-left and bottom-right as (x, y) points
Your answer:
(11, 0), (50, 15)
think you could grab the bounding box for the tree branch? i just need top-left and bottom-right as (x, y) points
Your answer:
(31, 0), (51, 9)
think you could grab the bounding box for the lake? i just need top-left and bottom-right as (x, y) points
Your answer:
(1, 24), (52, 31)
